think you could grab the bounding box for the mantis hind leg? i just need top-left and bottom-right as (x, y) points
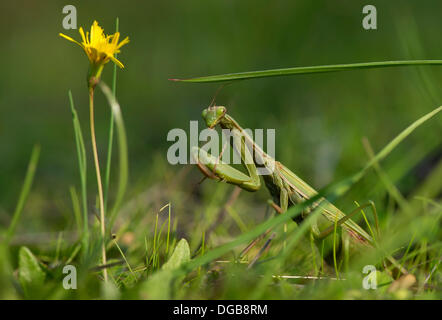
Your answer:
(316, 201), (379, 242)
(314, 201), (407, 275)
(312, 201), (378, 270)
(240, 188), (294, 260)
(239, 189), (291, 259)
(288, 190), (311, 224)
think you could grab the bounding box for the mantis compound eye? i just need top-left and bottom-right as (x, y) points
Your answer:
(202, 106), (226, 128)
(216, 106), (226, 117)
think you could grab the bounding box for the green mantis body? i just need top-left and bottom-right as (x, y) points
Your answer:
(192, 106), (374, 245)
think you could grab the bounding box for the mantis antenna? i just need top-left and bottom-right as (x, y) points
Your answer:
(208, 83), (229, 108)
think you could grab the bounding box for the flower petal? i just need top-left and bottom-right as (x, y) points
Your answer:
(109, 55), (125, 68)
(60, 20), (129, 70)
(117, 37), (130, 49)
(79, 27), (88, 45)
(59, 33), (84, 48)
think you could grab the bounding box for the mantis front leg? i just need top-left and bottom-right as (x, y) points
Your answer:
(191, 127), (261, 192)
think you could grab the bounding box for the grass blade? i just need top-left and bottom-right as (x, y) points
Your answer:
(170, 60), (442, 83)
(69, 187), (82, 235)
(68, 90), (89, 256)
(104, 17), (120, 213)
(5, 145), (40, 243)
(98, 81), (129, 229)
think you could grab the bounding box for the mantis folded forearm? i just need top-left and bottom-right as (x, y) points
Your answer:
(191, 105), (377, 246)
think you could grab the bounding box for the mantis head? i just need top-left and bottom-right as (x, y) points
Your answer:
(202, 106), (226, 128)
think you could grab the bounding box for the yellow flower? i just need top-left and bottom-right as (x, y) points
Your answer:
(60, 20), (129, 70)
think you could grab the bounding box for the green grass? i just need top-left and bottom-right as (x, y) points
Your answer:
(170, 60), (442, 83)
(1, 3), (441, 299)
(0, 102), (440, 299)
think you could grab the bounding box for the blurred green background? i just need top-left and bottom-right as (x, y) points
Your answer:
(1, 0), (441, 232)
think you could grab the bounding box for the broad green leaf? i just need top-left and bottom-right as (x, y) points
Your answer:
(18, 247), (46, 296)
(140, 239), (191, 299)
(140, 270), (174, 300)
(162, 238), (190, 271)
(101, 281), (121, 300)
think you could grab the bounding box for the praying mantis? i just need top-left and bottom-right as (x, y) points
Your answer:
(191, 105), (379, 248)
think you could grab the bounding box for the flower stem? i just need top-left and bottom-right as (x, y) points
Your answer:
(89, 88), (108, 282)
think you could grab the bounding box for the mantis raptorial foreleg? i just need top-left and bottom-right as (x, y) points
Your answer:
(193, 127), (260, 192)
